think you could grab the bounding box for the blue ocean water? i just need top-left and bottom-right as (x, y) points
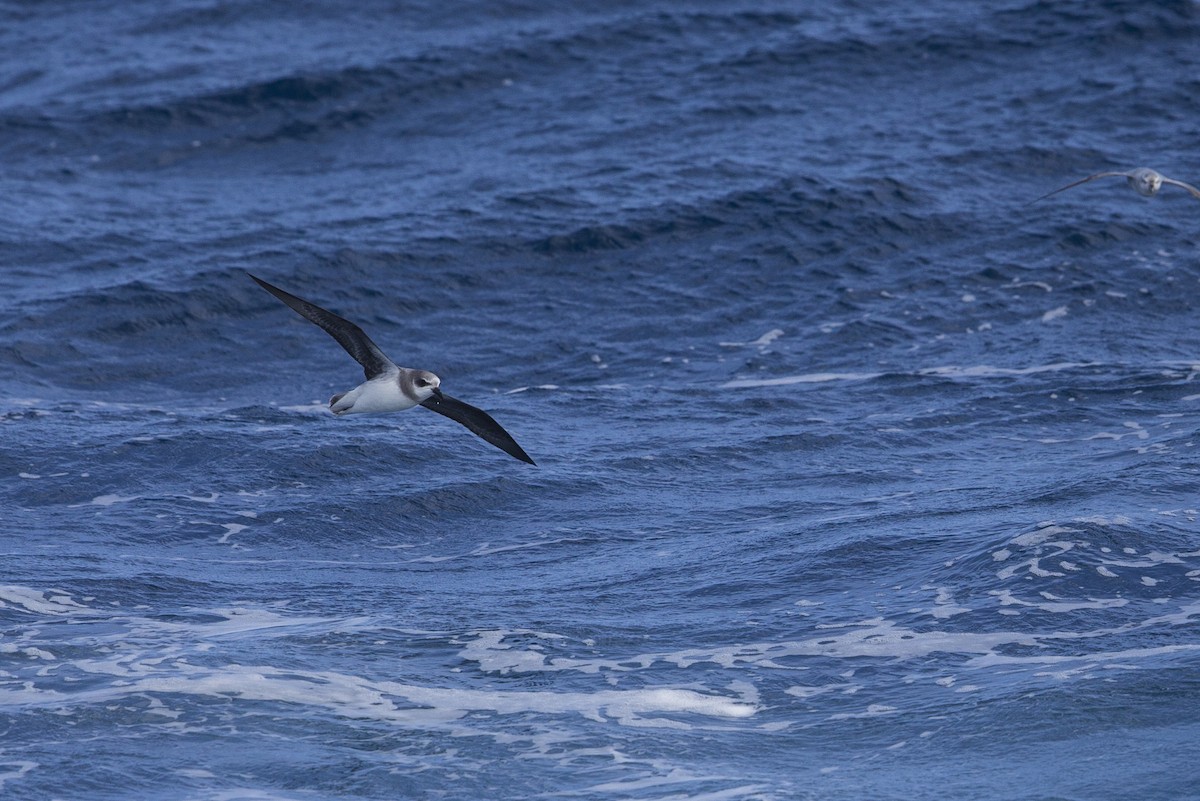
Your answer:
(2, 1), (1200, 799)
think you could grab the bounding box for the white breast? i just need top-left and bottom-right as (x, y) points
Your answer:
(334, 375), (418, 415)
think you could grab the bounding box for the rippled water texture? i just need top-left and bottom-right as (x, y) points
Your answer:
(2, 1), (1199, 799)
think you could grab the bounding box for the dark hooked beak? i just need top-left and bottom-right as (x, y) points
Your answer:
(430, 387), (444, 400)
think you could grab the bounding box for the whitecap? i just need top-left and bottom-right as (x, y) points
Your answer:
(0, 585), (92, 616)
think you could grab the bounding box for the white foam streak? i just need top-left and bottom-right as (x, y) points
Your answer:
(203, 790), (311, 801)
(1041, 305), (1069, 322)
(991, 589), (1128, 613)
(719, 328), (784, 348)
(276, 402), (329, 414)
(409, 535), (589, 563)
(722, 372), (881, 389)
(0, 761), (37, 792)
(506, 384), (560, 394)
(0, 594), (756, 729)
(916, 362), (1095, 379)
(14, 659), (755, 730)
(461, 620), (1039, 675)
(68, 493), (139, 508)
(969, 643), (1200, 671)
(461, 600), (1200, 682)
(723, 362), (1099, 389)
(151, 607), (336, 640)
(0, 586), (92, 616)
(583, 772), (769, 800)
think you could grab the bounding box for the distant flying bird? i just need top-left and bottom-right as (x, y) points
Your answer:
(249, 274), (535, 465)
(1029, 167), (1200, 205)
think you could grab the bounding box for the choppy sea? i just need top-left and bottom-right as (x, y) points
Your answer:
(2, 1), (1200, 799)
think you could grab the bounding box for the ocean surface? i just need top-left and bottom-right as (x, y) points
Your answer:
(2, 1), (1200, 799)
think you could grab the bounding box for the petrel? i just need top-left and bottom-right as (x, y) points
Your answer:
(249, 274), (535, 465)
(1029, 167), (1200, 205)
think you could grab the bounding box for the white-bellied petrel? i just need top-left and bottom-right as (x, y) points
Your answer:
(250, 274), (535, 465)
(1029, 167), (1200, 205)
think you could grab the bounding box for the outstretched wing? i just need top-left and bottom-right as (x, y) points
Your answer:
(1027, 171), (1131, 205)
(1161, 177), (1200, 200)
(250, 273), (395, 380)
(421, 392), (536, 465)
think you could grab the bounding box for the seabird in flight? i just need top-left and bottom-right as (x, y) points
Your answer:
(249, 274), (535, 465)
(1029, 167), (1200, 205)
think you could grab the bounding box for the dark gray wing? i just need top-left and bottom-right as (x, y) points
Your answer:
(1026, 171), (1131, 205)
(250, 273), (395, 380)
(1161, 177), (1200, 200)
(421, 392), (535, 465)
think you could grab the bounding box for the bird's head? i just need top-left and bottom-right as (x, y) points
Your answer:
(1130, 168), (1163, 197)
(410, 370), (442, 401)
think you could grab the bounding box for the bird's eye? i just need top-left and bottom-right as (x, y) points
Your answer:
(416, 378), (428, 387)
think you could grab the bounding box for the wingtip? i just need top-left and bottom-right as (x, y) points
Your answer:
(247, 272), (277, 296)
(420, 393), (537, 466)
(499, 438), (537, 465)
